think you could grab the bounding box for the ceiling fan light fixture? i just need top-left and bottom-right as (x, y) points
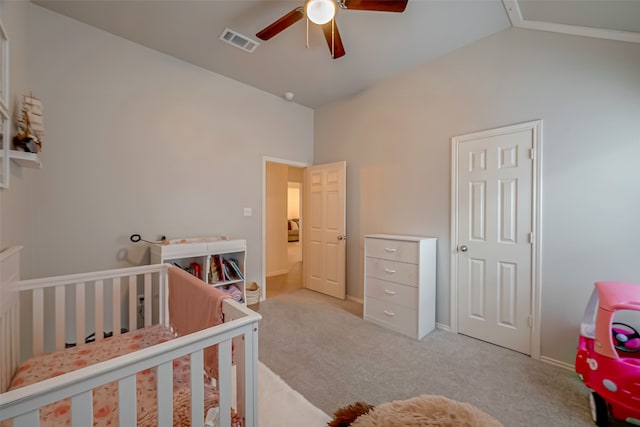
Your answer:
(305, 0), (336, 25)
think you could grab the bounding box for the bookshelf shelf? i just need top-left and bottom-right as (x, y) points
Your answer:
(150, 238), (247, 305)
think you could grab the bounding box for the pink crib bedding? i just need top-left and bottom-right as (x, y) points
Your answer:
(5, 324), (241, 427)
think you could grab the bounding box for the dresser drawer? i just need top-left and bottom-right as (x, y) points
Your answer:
(364, 297), (417, 337)
(366, 238), (419, 264)
(365, 278), (417, 309)
(366, 257), (418, 287)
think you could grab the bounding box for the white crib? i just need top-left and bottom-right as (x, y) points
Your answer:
(0, 246), (261, 427)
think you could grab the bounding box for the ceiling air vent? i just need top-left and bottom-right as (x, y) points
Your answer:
(219, 28), (259, 53)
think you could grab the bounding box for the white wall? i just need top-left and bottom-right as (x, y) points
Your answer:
(5, 5), (313, 287)
(287, 184), (300, 219)
(314, 28), (640, 364)
(0, 0), (39, 268)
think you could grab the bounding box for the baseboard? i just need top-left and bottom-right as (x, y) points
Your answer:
(266, 269), (288, 277)
(540, 356), (574, 371)
(436, 322), (451, 332)
(346, 294), (363, 304)
(432, 325), (575, 371)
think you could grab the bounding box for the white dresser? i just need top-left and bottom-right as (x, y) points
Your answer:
(363, 234), (437, 340)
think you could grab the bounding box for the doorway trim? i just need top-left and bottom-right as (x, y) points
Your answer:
(449, 120), (543, 359)
(262, 156), (309, 302)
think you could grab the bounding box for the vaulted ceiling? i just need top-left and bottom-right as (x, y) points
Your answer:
(33, 0), (640, 108)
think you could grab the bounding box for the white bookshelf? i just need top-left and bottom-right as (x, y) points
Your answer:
(151, 238), (247, 304)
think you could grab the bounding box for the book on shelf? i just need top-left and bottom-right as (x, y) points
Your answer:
(222, 262), (232, 281)
(222, 258), (244, 280)
(210, 255), (225, 282)
(227, 258), (244, 280)
(209, 257), (218, 283)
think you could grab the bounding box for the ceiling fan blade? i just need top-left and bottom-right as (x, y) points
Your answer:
(341, 0), (408, 12)
(321, 21), (346, 59)
(256, 7), (304, 40)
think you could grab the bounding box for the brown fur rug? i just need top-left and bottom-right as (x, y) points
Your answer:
(329, 395), (503, 427)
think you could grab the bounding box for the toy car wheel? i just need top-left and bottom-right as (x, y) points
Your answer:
(589, 392), (609, 426)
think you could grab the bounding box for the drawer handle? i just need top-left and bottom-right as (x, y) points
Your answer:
(384, 289), (396, 296)
(384, 248), (397, 253)
(384, 268), (396, 274)
(383, 310), (395, 317)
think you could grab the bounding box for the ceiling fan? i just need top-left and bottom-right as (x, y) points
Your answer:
(256, 0), (408, 59)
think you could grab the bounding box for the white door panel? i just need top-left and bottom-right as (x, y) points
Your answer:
(455, 126), (535, 355)
(304, 161), (346, 299)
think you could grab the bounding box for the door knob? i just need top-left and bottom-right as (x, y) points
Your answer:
(459, 245), (468, 252)
(337, 235), (347, 241)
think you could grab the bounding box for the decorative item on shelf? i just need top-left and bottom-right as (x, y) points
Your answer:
(246, 282), (260, 306)
(13, 93), (45, 154)
(189, 262), (202, 280)
(162, 236), (229, 246)
(130, 233), (167, 244)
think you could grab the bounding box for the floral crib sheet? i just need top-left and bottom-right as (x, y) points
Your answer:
(5, 324), (241, 427)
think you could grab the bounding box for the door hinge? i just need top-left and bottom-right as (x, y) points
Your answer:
(527, 316), (533, 328)
(528, 232), (534, 244)
(529, 148), (535, 160)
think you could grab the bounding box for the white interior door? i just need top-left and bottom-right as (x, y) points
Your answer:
(453, 123), (539, 355)
(304, 161), (346, 299)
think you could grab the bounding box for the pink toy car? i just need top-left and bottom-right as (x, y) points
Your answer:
(575, 281), (640, 426)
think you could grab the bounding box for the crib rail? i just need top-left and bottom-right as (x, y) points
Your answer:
(0, 252), (261, 427)
(18, 264), (169, 357)
(0, 298), (261, 427)
(0, 247), (21, 393)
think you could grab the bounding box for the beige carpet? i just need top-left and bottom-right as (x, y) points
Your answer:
(255, 290), (595, 426)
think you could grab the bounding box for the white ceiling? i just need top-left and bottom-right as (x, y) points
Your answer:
(32, 0), (640, 109)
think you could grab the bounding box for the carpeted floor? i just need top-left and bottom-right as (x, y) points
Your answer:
(255, 289), (607, 427)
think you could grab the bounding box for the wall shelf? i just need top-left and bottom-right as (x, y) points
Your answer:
(9, 150), (42, 168)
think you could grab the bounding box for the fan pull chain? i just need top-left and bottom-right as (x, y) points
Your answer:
(331, 18), (335, 58)
(306, 18), (309, 48)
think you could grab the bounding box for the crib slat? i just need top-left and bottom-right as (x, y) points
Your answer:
(75, 283), (85, 346)
(55, 286), (65, 351)
(112, 277), (121, 336)
(11, 307), (19, 386)
(1, 313), (9, 390)
(128, 275), (136, 332)
(159, 269), (167, 326)
(11, 306), (18, 379)
(12, 410), (39, 427)
(1, 315), (6, 391)
(1, 307), (19, 392)
(144, 273), (152, 327)
(244, 324), (259, 427)
(190, 350), (204, 427)
(218, 339), (232, 427)
(118, 375), (136, 425)
(94, 280), (104, 342)
(235, 329), (252, 426)
(157, 361), (173, 427)
(33, 288), (44, 355)
(71, 391), (93, 425)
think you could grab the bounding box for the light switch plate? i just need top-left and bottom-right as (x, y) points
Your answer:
(243, 208), (252, 217)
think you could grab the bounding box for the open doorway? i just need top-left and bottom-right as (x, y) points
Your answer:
(264, 160), (306, 299)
